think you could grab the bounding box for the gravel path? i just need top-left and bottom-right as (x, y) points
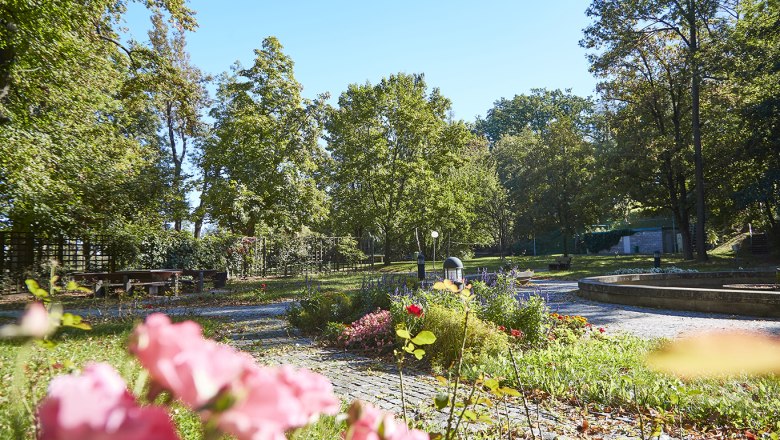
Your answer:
(520, 280), (780, 339)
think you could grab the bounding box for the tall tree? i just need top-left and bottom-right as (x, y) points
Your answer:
(723, 0), (780, 234)
(493, 120), (602, 256)
(476, 88), (594, 145)
(582, 0), (739, 260)
(327, 73), (481, 263)
(141, 10), (209, 232)
(594, 33), (697, 258)
(0, 1), (194, 235)
(201, 37), (327, 236)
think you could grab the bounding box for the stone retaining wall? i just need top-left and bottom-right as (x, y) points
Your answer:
(577, 271), (780, 318)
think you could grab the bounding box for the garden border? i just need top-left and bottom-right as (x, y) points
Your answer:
(577, 271), (780, 318)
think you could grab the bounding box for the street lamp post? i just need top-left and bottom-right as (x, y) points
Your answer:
(431, 230), (439, 275)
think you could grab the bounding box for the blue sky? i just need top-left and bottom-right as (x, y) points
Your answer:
(123, 0), (598, 122)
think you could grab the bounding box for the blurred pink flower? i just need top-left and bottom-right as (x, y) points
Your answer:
(215, 365), (339, 440)
(37, 362), (178, 440)
(129, 313), (253, 407)
(345, 401), (429, 440)
(0, 302), (57, 339)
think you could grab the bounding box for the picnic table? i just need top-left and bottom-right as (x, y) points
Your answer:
(71, 269), (183, 296)
(181, 269), (227, 292)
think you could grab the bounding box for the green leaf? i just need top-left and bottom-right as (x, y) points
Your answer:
(434, 393), (449, 410)
(36, 339), (56, 349)
(65, 281), (92, 293)
(499, 387), (521, 397)
(25, 280), (49, 299)
(413, 348), (425, 360)
(463, 410), (477, 421)
(410, 330), (436, 345)
(477, 415), (493, 423)
(484, 378), (499, 391)
(61, 313), (92, 330)
(396, 328), (411, 339)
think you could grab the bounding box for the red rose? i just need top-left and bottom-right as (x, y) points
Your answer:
(498, 325), (506, 332)
(405, 304), (423, 318)
(598, 327), (606, 333)
(510, 329), (523, 338)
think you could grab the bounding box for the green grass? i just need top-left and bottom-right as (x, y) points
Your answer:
(0, 316), (225, 439)
(469, 335), (780, 433)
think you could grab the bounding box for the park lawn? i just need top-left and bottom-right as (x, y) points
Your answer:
(0, 316), (225, 439)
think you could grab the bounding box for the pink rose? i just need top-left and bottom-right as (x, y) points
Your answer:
(345, 401), (429, 440)
(215, 365), (339, 440)
(37, 362), (178, 440)
(0, 302), (57, 339)
(129, 313), (253, 407)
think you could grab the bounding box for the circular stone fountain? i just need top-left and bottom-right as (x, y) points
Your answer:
(577, 270), (780, 318)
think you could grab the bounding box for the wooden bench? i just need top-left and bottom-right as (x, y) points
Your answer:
(548, 256), (572, 271)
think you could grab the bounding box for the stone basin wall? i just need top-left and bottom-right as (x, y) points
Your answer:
(577, 271), (780, 318)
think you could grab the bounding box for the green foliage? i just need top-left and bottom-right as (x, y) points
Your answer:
(335, 236), (365, 265)
(474, 281), (518, 329)
(0, 1), (194, 236)
(582, 229), (634, 253)
(201, 37), (327, 236)
(286, 288), (389, 334)
(420, 304), (509, 369)
(511, 295), (550, 348)
(492, 112), (604, 255)
(475, 335), (780, 430)
(326, 72), (493, 261)
(321, 322), (347, 346)
(286, 291), (354, 334)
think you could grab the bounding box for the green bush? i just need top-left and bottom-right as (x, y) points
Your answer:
(322, 321), (348, 345)
(286, 291), (355, 333)
(287, 288), (391, 334)
(512, 295), (550, 347)
(421, 304), (509, 370)
(474, 282), (518, 329)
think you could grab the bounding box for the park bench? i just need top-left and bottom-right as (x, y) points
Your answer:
(548, 256), (572, 271)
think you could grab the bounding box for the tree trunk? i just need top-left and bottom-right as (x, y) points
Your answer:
(561, 229), (569, 256)
(689, 2), (708, 261)
(383, 226), (392, 265)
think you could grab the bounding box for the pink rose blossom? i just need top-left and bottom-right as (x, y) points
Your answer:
(215, 365), (339, 440)
(345, 401), (429, 440)
(129, 313), (254, 407)
(37, 362), (178, 440)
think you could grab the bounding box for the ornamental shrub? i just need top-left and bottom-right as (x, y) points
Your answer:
(286, 291), (355, 333)
(512, 295), (550, 348)
(420, 304), (509, 369)
(339, 309), (394, 352)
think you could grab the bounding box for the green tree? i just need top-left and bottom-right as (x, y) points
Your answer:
(201, 37), (327, 236)
(593, 32), (697, 258)
(476, 88), (594, 144)
(722, 0), (780, 235)
(493, 120), (602, 256)
(582, 0), (739, 260)
(135, 10), (209, 232)
(0, 1), (194, 236)
(327, 73), (486, 262)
